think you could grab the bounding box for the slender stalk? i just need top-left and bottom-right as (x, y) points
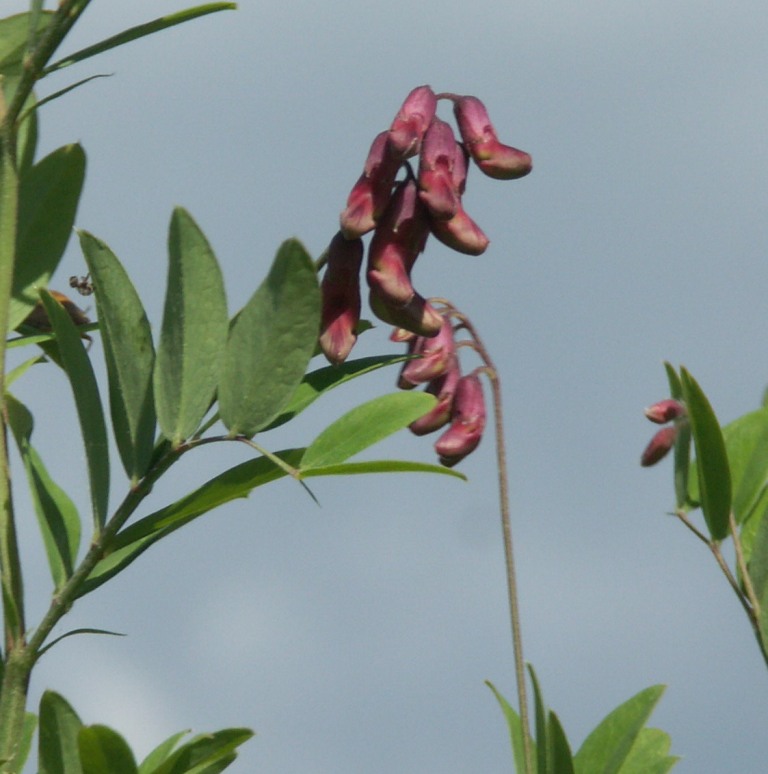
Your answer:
(455, 312), (534, 774)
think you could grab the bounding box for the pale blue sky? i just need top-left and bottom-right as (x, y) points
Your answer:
(7, 1), (768, 772)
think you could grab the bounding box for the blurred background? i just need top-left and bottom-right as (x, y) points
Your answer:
(5, 1), (768, 771)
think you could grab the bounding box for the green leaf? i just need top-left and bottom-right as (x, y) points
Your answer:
(528, 665), (549, 774)
(76, 450), (305, 598)
(38, 690), (84, 774)
(5, 352), (45, 386)
(16, 712), (38, 773)
(680, 368), (731, 540)
(6, 394), (80, 590)
(486, 681), (535, 774)
(44, 4), (237, 74)
(219, 239), (320, 436)
(41, 289), (110, 529)
(301, 391), (436, 469)
(0, 11), (52, 72)
(548, 712), (575, 774)
(9, 144), (86, 329)
(80, 230), (156, 482)
(618, 727), (679, 774)
(574, 685), (666, 774)
(78, 725), (138, 774)
(38, 628), (126, 660)
(662, 363), (691, 509)
(300, 459), (466, 480)
(264, 354), (411, 431)
(139, 732), (190, 774)
(149, 728), (253, 774)
(747, 513), (768, 647)
(154, 208), (228, 445)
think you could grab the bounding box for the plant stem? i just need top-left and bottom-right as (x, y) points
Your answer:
(455, 312), (534, 774)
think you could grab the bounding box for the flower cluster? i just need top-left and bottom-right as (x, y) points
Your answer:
(318, 85), (531, 365)
(640, 398), (687, 466)
(394, 313), (487, 468)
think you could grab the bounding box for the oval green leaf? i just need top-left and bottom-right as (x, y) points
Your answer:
(219, 239), (320, 436)
(78, 725), (137, 774)
(80, 230), (156, 482)
(41, 289), (109, 529)
(301, 391), (436, 470)
(154, 208), (228, 444)
(680, 368), (732, 540)
(10, 144), (86, 329)
(38, 690), (84, 774)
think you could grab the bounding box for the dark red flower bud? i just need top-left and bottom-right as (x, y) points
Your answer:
(397, 315), (456, 388)
(640, 425), (678, 467)
(409, 361), (461, 436)
(366, 178), (430, 307)
(435, 373), (486, 467)
(453, 96), (532, 180)
(368, 289), (444, 338)
(429, 203), (490, 255)
(340, 132), (401, 239)
(318, 232), (364, 364)
(388, 85), (437, 160)
(417, 118), (460, 221)
(644, 399), (687, 424)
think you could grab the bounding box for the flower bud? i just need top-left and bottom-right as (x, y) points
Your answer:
(340, 132), (401, 239)
(318, 232), (364, 364)
(644, 399), (686, 424)
(429, 203), (490, 255)
(388, 85), (437, 160)
(368, 289), (444, 338)
(389, 327), (417, 344)
(409, 362), (461, 436)
(398, 315), (456, 388)
(435, 373), (486, 467)
(417, 118), (460, 221)
(453, 96), (532, 180)
(640, 425), (677, 467)
(366, 178), (430, 307)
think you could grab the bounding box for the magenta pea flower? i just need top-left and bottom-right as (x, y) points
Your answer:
(368, 288), (444, 338)
(318, 232), (364, 365)
(397, 315), (456, 388)
(453, 95), (532, 180)
(429, 203), (490, 255)
(435, 373), (487, 467)
(417, 118), (460, 221)
(388, 85), (437, 160)
(409, 361), (462, 436)
(340, 131), (401, 239)
(640, 397), (686, 466)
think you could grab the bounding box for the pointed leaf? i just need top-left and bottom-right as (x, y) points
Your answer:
(264, 354), (411, 430)
(155, 208), (228, 444)
(41, 289), (110, 529)
(6, 394), (80, 590)
(528, 665), (550, 774)
(300, 459), (466, 480)
(139, 732), (190, 774)
(9, 144), (86, 328)
(548, 712), (575, 774)
(219, 239), (320, 436)
(149, 728), (253, 774)
(45, 4), (237, 74)
(38, 690), (84, 774)
(301, 392), (436, 469)
(76, 450), (305, 598)
(574, 685), (666, 774)
(680, 369), (731, 540)
(0, 11), (52, 72)
(619, 727), (679, 774)
(80, 231), (156, 482)
(486, 681), (535, 774)
(78, 725), (138, 774)
(748, 513), (768, 647)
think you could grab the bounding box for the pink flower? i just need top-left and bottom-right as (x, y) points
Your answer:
(368, 289), (444, 338)
(644, 399), (686, 424)
(318, 232), (364, 365)
(435, 373), (487, 467)
(397, 315), (456, 388)
(409, 362), (461, 436)
(417, 118), (460, 221)
(388, 85), (437, 160)
(641, 426), (678, 467)
(453, 96), (532, 180)
(340, 132), (401, 239)
(429, 203), (490, 255)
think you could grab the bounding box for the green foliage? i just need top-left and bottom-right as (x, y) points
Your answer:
(219, 239), (321, 436)
(488, 672), (678, 774)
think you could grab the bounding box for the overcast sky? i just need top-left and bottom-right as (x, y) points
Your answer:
(7, 1), (768, 772)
